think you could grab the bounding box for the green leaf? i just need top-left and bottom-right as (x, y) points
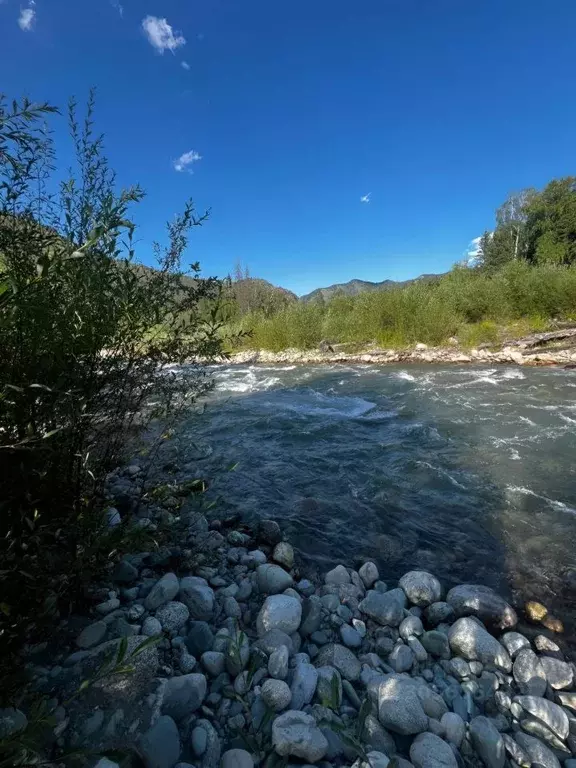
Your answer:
(116, 636), (128, 664)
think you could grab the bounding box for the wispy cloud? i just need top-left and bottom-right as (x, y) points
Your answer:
(173, 150), (202, 173)
(181, 61), (190, 71)
(111, 0), (123, 18)
(18, 4), (36, 31)
(466, 235), (483, 258)
(142, 15), (186, 54)
(360, 193), (371, 203)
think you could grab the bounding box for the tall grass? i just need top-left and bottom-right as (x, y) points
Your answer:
(233, 262), (576, 351)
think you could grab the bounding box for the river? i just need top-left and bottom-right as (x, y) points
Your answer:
(179, 363), (576, 633)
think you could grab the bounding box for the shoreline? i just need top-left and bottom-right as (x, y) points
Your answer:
(228, 344), (576, 368)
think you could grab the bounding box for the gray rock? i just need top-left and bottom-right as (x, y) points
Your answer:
(447, 618), (511, 670)
(296, 579), (316, 597)
(300, 596), (323, 636)
(145, 572), (180, 611)
(269, 645), (290, 679)
(407, 636), (428, 662)
(195, 719), (221, 768)
(142, 616), (162, 636)
(223, 596), (241, 619)
(257, 595), (302, 636)
(273, 542), (295, 570)
(500, 631), (531, 659)
(410, 732), (457, 768)
(540, 656), (573, 689)
(513, 649), (547, 696)
(376, 674), (429, 735)
(262, 678), (292, 711)
(399, 615), (424, 640)
(162, 673), (207, 720)
(112, 558), (139, 583)
(179, 650), (197, 673)
(520, 717), (570, 751)
(272, 710), (328, 762)
(514, 732), (560, 768)
(95, 598), (120, 615)
(557, 692), (576, 712)
(359, 562), (379, 588)
(469, 716), (505, 768)
(186, 621), (214, 656)
(450, 657), (470, 680)
(325, 565), (351, 585)
(359, 590), (403, 626)
(389, 644), (414, 672)
(441, 712), (465, 747)
(414, 682), (448, 720)
(290, 657), (318, 709)
(259, 519), (282, 545)
(257, 564), (294, 594)
(155, 601), (189, 632)
(191, 725), (208, 756)
(94, 760), (120, 768)
(446, 584), (517, 630)
(315, 643), (361, 681)
(201, 651), (225, 677)
(139, 715), (181, 768)
(363, 714), (396, 754)
(534, 634), (561, 655)
(76, 621), (107, 649)
(221, 749), (254, 768)
(502, 734), (531, 768)
(256, 629), (294, 655)
(399, 571), (442, 607)
(424, 602), (455, 625)
(359, 752), (391, 768)
(420, 630), (450, 659)
(0, 708), (27, 739)
(340, 623), (362, 648)
(179, 577), (215, 620)
(513, 695), (569, 739)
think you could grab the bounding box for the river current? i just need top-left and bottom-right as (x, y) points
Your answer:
(180, 364), (576, 633)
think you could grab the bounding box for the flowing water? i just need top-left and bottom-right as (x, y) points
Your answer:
(180, 364), (576, 631)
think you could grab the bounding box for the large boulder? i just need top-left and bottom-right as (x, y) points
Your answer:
(359, 590), (403, 626)
(447, 618), (511, 671)
(257, 595), (302, 636)
(410, 732), (457, 768)
(272, 710), (328, 762)
(376, 674), (429, 735)
(399, 571), (442, 607)
(446, 584), (517, 630)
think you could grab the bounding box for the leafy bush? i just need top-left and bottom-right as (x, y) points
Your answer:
(0, 94), (224, 666)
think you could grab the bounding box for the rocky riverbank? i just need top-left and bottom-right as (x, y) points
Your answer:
(228, 343), (576, 368)
(6, 462), (576, 768)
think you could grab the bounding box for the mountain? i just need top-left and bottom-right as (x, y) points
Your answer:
(300, 274), (443, 303)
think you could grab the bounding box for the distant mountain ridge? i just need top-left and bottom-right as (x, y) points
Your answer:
(300, 273), (442, 302)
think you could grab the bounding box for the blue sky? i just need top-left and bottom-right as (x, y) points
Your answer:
(1, 0), (575, 295)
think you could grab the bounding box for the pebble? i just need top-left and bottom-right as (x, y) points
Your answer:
(162, 674), (207, 720)
(447, 584), (517, 630)
(179, 577), (215, 620)
(142, 616), (162, 637)
(540, 656), (573, 689)
(273, 542), (295, 569)
(155, 601), (189, 632)
(76, 621), (107, 649)
(389, 643), (414, 672)
(325, 564), (351, 585)
(290, 656), (318, 709)
(441, 712), (465, 747)
(410, 731), (458, 768)
(315, 643), (361, 681)
(448, 617), (511, 670)
(139, 715), (181, 768)
(256, 594), (302, 635)
(201, 651), (225, 677)
(358, 561), (379, 588)
(268, 644), (290, 679)
(469, 715), (505, 768)
(340, 623), (362, 648)
(221, 749), (254, 768)
(144, 572), (180, 611)
(359, 590), (403, 626)
(501, 631), (531, 658)
(257, 563), (294, 594)
(513, 695), (569, 739)
(377, 674), (429, 735)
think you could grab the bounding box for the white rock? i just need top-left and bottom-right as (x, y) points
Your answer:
(256, 595), (302, 636)
(447, 617), (511, 671)
(272, 710), (328, 762)
(399, 570), (442, 607)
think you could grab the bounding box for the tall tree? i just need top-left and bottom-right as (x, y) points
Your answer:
(524, 177), (576, 265)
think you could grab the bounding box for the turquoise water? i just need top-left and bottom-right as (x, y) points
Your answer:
(183, 364), (576, 631)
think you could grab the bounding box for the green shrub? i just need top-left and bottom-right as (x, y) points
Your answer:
(0, 94), (224, 666)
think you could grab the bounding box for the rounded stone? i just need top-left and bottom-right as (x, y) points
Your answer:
(410, 731), (458, 768)
(358, 562), (380, 588)
(256, 595), (302, 636)
(441, 712), (465, 747)
(399, 570), (442, 607)
(257, 564), (294, 595)
(273, 542), (295, 570)
(142, 617), (163, 637)
(155, 601), (190, 632)
(261, 678), (292, 711)
(221, 749), (254, 768)
(272, 710), (328, 762)
(325, 565), (351, 585)
(447, 584), (517, 630)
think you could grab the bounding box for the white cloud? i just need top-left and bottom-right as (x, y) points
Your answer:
(142, 15), (186, 54)
(111, 0), (124, 18)
(466, 236), (483, 258)
(360, 193), (371, 203)
(18, 6), (36, 30)
(181, 61), (190, 71)
(173, 150), (202, 173)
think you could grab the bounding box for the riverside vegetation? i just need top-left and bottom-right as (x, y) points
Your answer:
(224, 181), (576, 353)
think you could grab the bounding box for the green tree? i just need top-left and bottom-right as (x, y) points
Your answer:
(524, 177), (576, 265)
